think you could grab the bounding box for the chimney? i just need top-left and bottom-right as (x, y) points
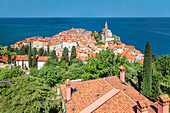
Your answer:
(119, 66), (125, 82)
(57, 85), (60, 96)
(137, 100), (149, 113)
(65, 79), (71, 101)
(157, 94), (169, 113)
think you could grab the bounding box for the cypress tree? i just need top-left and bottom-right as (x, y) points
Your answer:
(43, 50), (47, 56)
(32, 48), (37, 68)
(50, 50), (58, 61)
(22, 59), (24, 69)
(14, 55), (16, 66)
(141, 41), (152, 97)
(7, 55), (11, 64)
(28, 42), (32, 68)
(7, 45), (11, 52)
(70, 46), (77, 65)
(47, 46), (50, 56)
(39, 47), (44, 56)
(61, 47), (69, 63)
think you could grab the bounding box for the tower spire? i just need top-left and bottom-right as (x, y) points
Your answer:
(105, 21), (108, 30)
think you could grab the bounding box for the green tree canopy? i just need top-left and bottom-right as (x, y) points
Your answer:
(0, 75), (58, 113)
(39, 47), (44, 56)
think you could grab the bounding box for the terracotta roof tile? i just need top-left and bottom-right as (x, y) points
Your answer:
(60, 76), (157, 113)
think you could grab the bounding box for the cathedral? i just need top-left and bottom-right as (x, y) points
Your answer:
(101, 21), (114, 42)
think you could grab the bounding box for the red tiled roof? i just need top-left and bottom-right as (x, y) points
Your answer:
(135, 60), (144, 63)
(117, 41), (124, 45)
(16, 55), (50, 61)
(116, 45), (123, 49)
(60, 76), (157, 113)
(97, 44), (105, 49)
(37, 56), (50, 61)
(0, 56), (8, 62)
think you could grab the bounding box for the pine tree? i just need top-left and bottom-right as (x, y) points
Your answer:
(0, 75), (58, 113)
(61, 47), (69, 63)
(141, 41), (152, 97)
(28, 42), (32, 68)
(22, 59), (24, 69)
(70, 46), (77, 65)
(14, 55), (16, 66)
(47, 46), (50, 56)
(7, 55), (11, 64)
(32, 48), (37, 68)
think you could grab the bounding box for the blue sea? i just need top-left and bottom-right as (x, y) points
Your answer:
(0, 18), (170, 55)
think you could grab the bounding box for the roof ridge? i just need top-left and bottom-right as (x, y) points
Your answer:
(104, 77), (113, 88)
(80, 88), (120, 113)
(120, 90), (137, 105)
(70, 76), (117, 85)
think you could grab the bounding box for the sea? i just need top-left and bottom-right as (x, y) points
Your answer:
(0, 18), (170, 56)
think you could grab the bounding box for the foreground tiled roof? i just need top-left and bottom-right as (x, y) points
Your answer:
(60, 76), (157, 113)
(93, 91), (136, 113)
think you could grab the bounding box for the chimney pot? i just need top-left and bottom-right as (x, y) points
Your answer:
(137, 100), (149, 113)
(119, 66), (125, 82)
(65, 79), (71, 101)
(157, 94), (169, 113)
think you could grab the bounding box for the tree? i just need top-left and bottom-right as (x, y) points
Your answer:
(61, 47), (69, 63)
(28, 42), (32, 68)
(152, 53), (156, 62)
(141, 41), (152, 97)
(150, 68), (161, 102)
(0, 75), (58, 113)
(32, 47), (37, 68)
(43, 50), (47, 56)
(155, 54), (170, 77)
(0, 66), (25, 94)
(37, 66), (62, 87)
(7, 55), (11, 64)
(14, 55), (16, 66)
(50, 50), (58, 61)
(39, 47), (44, 56)
(22, 59), (24, 69)
(7, 45), (11, 52)
(70, 46), (77, 65)
(47, 46), (50, 56)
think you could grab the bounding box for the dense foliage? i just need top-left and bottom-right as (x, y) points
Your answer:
(0, 75), (58, 113)
(0, 66), (25, 95)
(92, 31), (102, 42)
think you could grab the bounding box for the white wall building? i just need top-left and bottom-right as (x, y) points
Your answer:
(63, 39), (78, 50)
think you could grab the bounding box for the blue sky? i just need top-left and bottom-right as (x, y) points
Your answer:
(0, 0), (170, 17)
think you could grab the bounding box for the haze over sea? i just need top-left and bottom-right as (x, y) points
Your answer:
(0, 18), (170, 55)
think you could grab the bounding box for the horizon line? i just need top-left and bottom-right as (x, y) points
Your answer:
(1, 16), (170, 18)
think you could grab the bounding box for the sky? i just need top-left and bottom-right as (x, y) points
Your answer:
(0, 0), (170, 17)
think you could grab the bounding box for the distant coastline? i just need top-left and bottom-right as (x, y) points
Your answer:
(0, 18), (170, 55)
